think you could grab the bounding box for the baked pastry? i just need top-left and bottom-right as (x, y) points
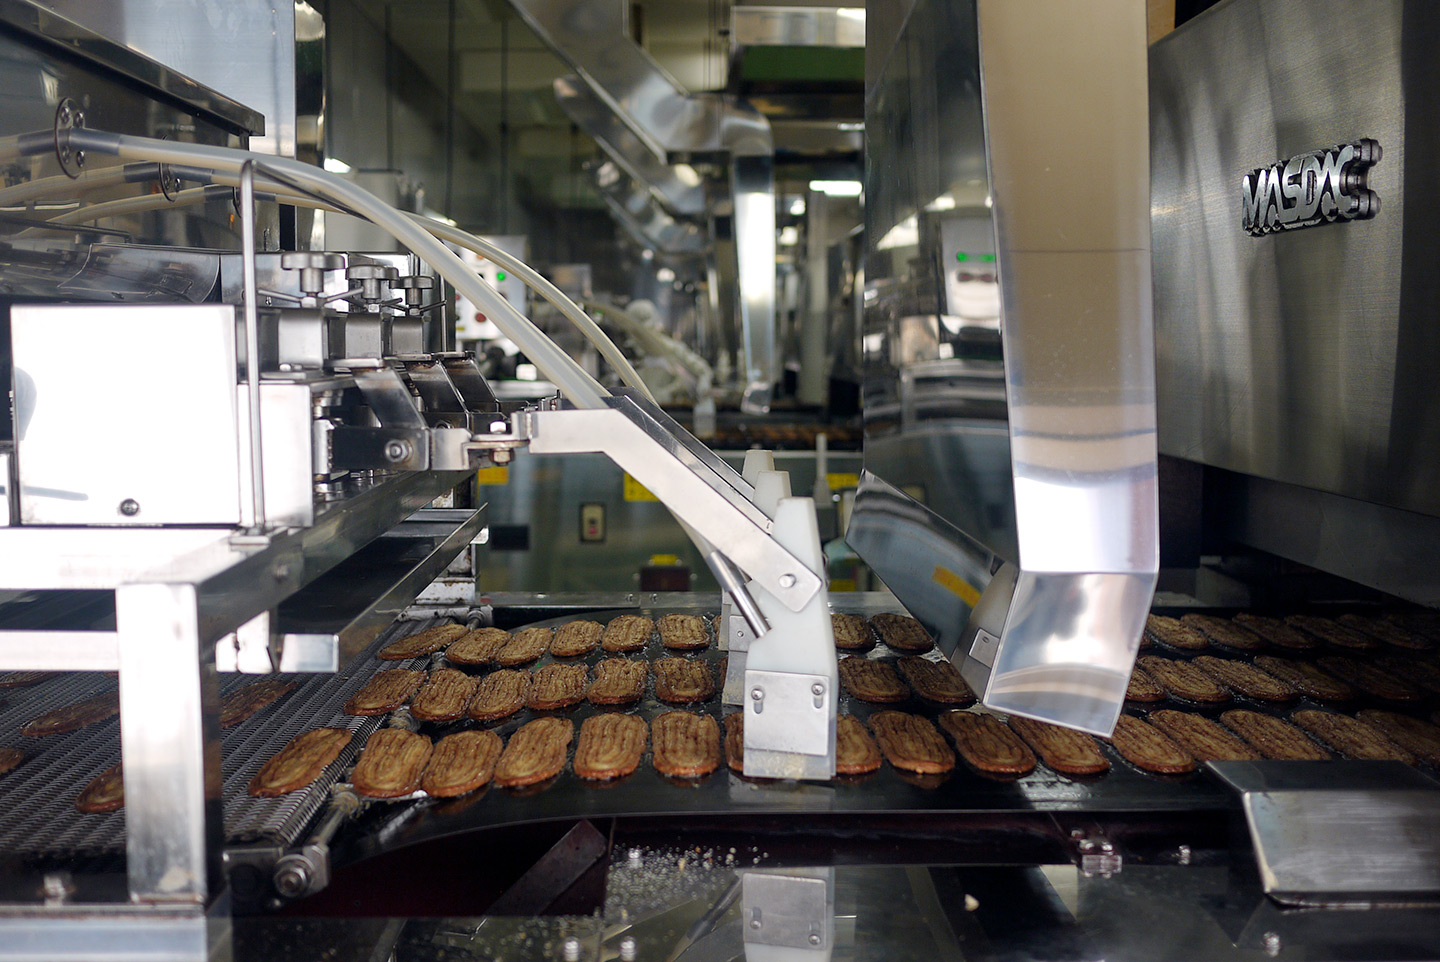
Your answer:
(550, 620), (603, 658)
(526, 664), (589, 711)
(445, 627), (510, 666)
(869, 613), (934, 653)
(896, 656), (975, 705)
(76, 764), (124, 813)
(1147, 710), (1261, 762)
(573, 713), (648, 780)
(1220, 709), (1329, 760)
(0, 671), (49, 689)
(938, 711), (1036, 775)
(1179, 614), (1264, 652)
(409, 668), (479, 722)
(344, 669), (425, 716)
(494, 717), (574, 787)
(658, 613), (709, 651)
(1191, 656), (1296, 702)
(1106, 715), (1195, 774)
(587, 658), (647, 705)
(377, 623), (468, 660)
(1316, 655), (1423, 703)
(870, 711), (954, 774)
(1252, 655), (1355, 703)
(1374, 654), (1440, 696)
(1008, 716), (1110, 775)
(1287, 614), (1379, 650)
(1125, 665), (1166, 702)
(1355, 710), (1440, 766)
(1144, 614), (1209, 651)
(421, 730), (503, 797)
(601, 615), (653, 653)
(220, 679), (298, 729)
(22, 691), (120, 737)
(1232, 613), (1318, 651)
(724, 712), (745, 773)
(495, 626), (553, 667)
(1136, 656), (1230, 704)
(831, 613), (875, 652)
(653, 657), (714, 704)
(466, 669), (530, 722)
(1292, 709), (1415, 763)
(1337, 614), (1434, 651)
(249, 728), (352, 797)
(651, 711), (720, 778)
(351, 729), (432, 798)
(835, 714), (883, 775)
(0, 747), (24, 776)
(838, 656), (909, 703)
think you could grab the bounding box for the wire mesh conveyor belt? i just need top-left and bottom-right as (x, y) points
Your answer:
(0, 617), (448, 859)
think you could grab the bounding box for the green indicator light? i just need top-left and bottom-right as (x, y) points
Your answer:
(980, 254), (996, 262)
(496, 271), (507, 281)
(955, 252), (968, 262)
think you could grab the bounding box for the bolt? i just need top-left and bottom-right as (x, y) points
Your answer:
(383, 439), (412, 463)
(618, 937), (637, 961)
(627, 847), (642, 866)
(118, 498), (140, 517)
(1263, 931), (1281, 957)
(561, 937), (582, 962)
(778, 573), (797, 589)
(491, 448), (513, 465)
(273, 563), (291, 582)
(274, 864), (309, 898)
(41, 873), (72, 903)
(808, 933), (822, 946)
(1177, 844), (1192, 866)
(750, 688), (764, 701)
(1099, 841), (1114, 854)
(1079, 839), (1095, 852)
(811, 683), (825, 697)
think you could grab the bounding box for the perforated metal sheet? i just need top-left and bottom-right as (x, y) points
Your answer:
(0, 616), (450, 858)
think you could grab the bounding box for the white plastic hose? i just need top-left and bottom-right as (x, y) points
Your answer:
(68, 130), (608, 408)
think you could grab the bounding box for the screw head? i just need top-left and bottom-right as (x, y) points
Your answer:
(118, 498), (140, 517)
(383, 439), (412, 463)
(749, 919), (762, 930)
(778, 573), (797, 588)
(750, 688), (764, 701)
(811, 682), (825, 697)
(808, 934), (822, 946)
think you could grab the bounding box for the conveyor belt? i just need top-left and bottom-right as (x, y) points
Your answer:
(0, 616), (448, 858)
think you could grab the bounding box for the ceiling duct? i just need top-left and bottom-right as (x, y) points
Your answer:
(507, 0), (777, 412)
(590, 161), (709, 256)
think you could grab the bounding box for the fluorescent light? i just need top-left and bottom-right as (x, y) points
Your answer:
(323, 157), (352, 173)
(809, 179), (862, 198)
(778, 225), (799, 246)
(789, 197), (806, 217)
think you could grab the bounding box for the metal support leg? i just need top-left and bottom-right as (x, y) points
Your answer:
(116, 584), (225, 905)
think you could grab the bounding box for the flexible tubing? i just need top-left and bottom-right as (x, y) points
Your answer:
(67, 129), (608, 408)
(0, 163), (150, 207)
(38, 156), (652, 402)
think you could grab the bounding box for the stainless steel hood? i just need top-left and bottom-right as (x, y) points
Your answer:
(851, 0), (1158, 735)
(508, 0), (777, 412)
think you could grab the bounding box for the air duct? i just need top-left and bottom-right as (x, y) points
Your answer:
(509, 0), (778, 411)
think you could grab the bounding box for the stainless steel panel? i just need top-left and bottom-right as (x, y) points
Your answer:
(1151, 1), (1436, 519)
(731, 6), (865, 48)
(859, 0), (1157, 733)
(0, 0), (263, 136)
(37, 0), (292, 155)
(12, 304), (242, 526)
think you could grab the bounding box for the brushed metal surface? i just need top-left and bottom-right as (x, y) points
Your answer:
(1151, 0), (1440, 520)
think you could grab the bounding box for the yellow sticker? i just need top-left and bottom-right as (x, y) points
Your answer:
(649, 554), (681, 566)
(623, 473), (659, 502)
(826, 472), (861, 491)
(475, 466), (510, 485)
(828, 578), (857, 593)
(932, 565), (981, 607)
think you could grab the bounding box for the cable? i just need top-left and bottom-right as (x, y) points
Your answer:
(38, 167), (655, 401)
(62, 129), (608, 408)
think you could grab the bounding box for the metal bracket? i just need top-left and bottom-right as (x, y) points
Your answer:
(743, 668), (833, 780)
(1068, 825), (1121, 878)
(741, 869), (833, 950)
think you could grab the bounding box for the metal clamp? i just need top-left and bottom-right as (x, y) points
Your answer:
(53, 99), (86, 178)
(741, 869), (833, 950)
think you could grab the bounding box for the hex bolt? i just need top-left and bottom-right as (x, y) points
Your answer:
(1263, 931), (1281, 957)
(383, 439), (412, 463)
(618, 937), (637, 961)
(491, 448), (513, 465)
(118, 498), (140, 517)
(273, 863), (310, 899)
(561, 936), (581, 962)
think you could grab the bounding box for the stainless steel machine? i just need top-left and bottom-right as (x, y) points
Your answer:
(2, 0), (1440, 960)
